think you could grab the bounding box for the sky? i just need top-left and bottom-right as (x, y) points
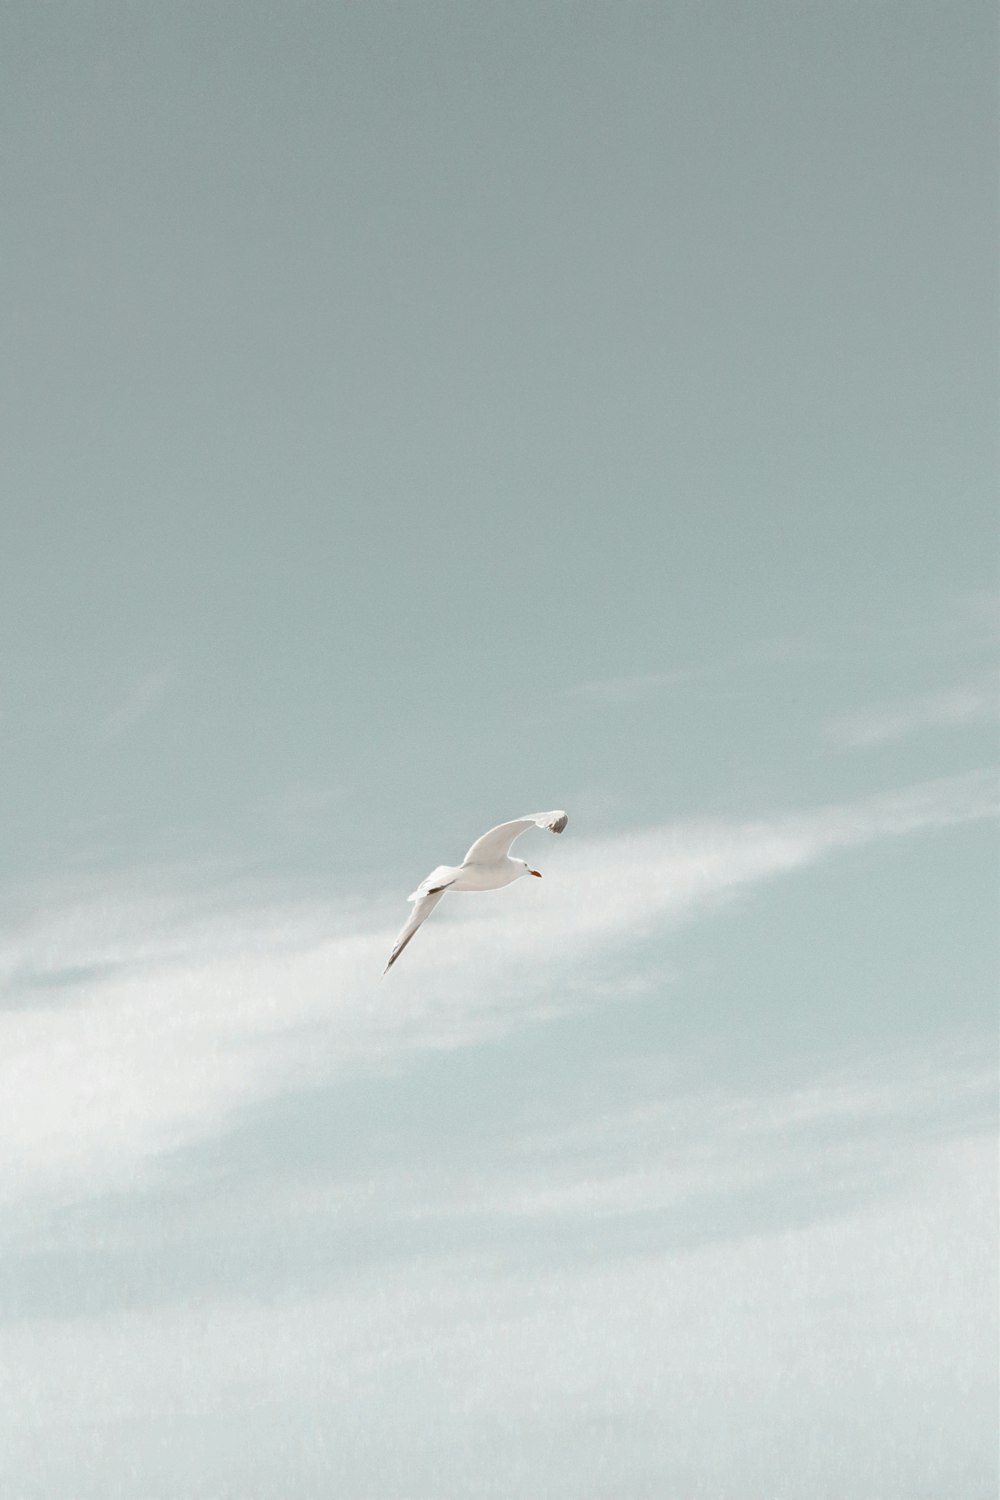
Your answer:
(1, 2), (997, 1496)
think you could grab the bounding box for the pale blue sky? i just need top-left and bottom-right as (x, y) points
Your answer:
(1, 4), (997, 1496)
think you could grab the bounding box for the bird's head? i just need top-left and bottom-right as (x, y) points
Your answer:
(521, 860), (542, 879)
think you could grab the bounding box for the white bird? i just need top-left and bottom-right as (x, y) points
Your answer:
(384, 810), (568, 973)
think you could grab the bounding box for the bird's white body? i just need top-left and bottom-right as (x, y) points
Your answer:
(411, 859), (525, 896)
(384, 810), (568, 972)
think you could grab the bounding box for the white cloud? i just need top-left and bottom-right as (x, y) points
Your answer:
(0, 769), (995, 1219)
(242, 1040), (993, 1256)
(447, 1049), (994, 1225)
(829, 677), (999, 747)
(0, 1125), (993, 1499)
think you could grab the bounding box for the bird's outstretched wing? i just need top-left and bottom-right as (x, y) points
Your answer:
(384, 886), (450, 973)
(463, 810), (568, 865)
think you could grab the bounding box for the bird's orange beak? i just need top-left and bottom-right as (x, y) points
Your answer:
(529, 868), (542, 877)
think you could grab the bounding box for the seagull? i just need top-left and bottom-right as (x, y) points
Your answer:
(384, 810), (568, 973)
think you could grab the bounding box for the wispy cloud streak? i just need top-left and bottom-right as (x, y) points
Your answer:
(829, 677), (999, 747)
(0, 770), (995, 1216)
